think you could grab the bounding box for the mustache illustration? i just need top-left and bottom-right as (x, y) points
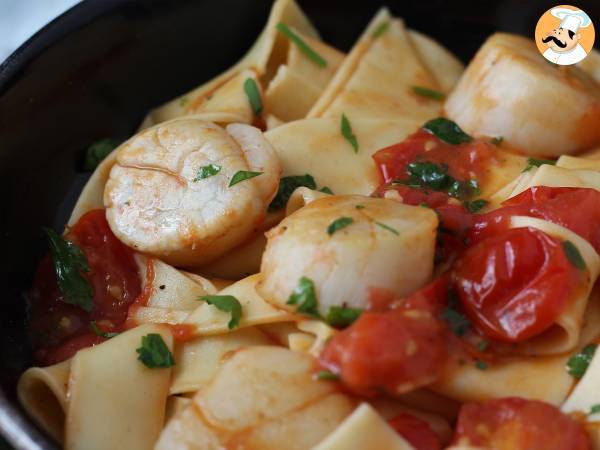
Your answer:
(542, 35), (567, 48)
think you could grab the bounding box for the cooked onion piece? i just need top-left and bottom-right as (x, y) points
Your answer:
(445, 33), (600, 157)
(258, 196), (438, 316)
(104, 119), (281, 267)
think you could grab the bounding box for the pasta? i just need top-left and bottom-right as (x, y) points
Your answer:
(19, 0), (600, 449)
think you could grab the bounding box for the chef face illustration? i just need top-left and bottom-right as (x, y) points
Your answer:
(536, 6), (594, 66)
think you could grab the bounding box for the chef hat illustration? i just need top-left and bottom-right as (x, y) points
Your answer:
(551, 7), (592, 33)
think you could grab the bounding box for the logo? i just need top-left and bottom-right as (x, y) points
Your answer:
(535, 5), (595, 65)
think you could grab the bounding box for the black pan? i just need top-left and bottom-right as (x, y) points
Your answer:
(1, 0), (598, 448)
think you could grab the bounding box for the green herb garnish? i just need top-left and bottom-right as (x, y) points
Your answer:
(90, 321), (119, 339)
(567, 344), (597, 378)
(44, 228), (93, 312)
(269, 174), (316, 211)
(327, 217), (354, 235)
(475, 360), (488, 370)
(412, 86), (445, 101)
(193, 164), (221, 182)
(320, 186), (334, 195)
(355, 204), (365, 210)
(477, 340), (489, 352)
(316, 370), (340, 381)
(243, 78), (263, 115)
(524, 158), (556, 172)
(563, 241), (586, 270)
(199, 295), (243, 329)
(399, 161), (480, 201)
(590, 404), (600, 415)
(341, 113), (359, 153)
(442, 293), (470, 336)
(374, 221), (399, 235)
(84, 138), (118, 170)
(136, 334), (175, 368)
(490, 136), (504, 146)
(287, 276), (319, 317)
(229, 170), (262, 187)
(276, 22), (327, 67)
(464, 199), (489, 213)
(423, 118), (473, 145)
(325, 306), (363, 327)
(372, 21), (390, 38)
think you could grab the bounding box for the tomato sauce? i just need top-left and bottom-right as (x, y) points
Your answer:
(388, 413), (441, 450)
(29, 209), (141, 365)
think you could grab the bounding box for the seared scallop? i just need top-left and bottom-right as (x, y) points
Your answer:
(104, 118), (281, 267)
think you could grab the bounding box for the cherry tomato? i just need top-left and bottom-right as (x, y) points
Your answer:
(454, 227), (582, 342)
(29, 209), (141, 365)
(389, 413), (441, 450)
(453, 397), (591, 450)
(319, 308), (447, 396)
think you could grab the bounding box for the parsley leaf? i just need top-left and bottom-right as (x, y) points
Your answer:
(355, 204), (365, 210)
(327, 217), (354, 235)
(590, 404), (600, 415)
(400, 162), (480, 201)
(325, 306), (362, 327)
(287, 276), (319, 317)
(84, 138), (119, 170)
(44, 228), (93, 312)
(269, 174), (316, 211)
(276, 23), (327, 67)
(199, 295), (243, 329)
(475, 360), (488, 370)
(412, 86), (445, 101)
(193, 164), (221, 182)
(374, 221), (399, 235)
(243, 78), (263, 115)
(464, 199), (489, 213)
(423, 118), (473, 145)
(524, 158), (556, 172)
(229, 170), (262, 187)
(341, 113), (359, 153)
(567, 344), (597, 378)
(563, 241), (586, 270)
(136, 334), (175, 368)
(316, 370), (340, 381)
(442, 293), (470, 336)
(477, 340), (489, 352)
(320, 186), (334, 195)
(372, 21), (390, 38)
(90, 321), (120, 339)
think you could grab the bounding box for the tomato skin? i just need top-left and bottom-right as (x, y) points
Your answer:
(454, 227), (581, 342)
(388, 413), (441, 450)
(453, 397), (591, 450)
(319, 309), (447, 396)
(29, 209), (141, 365)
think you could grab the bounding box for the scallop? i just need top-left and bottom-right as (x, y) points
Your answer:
(257, 196), (438, 316)
(104, 118), (281, 267)
(445, 33), (600, 157)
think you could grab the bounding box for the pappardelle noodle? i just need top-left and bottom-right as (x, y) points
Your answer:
(18, 1), (600, 449)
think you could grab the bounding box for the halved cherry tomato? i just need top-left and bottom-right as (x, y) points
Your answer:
(389, 413), (441, 450)
(454, 227), (582, 342)
(29, 209), (140, 365)
(319, 308), (447, 396)
(453, 397), (591, 450)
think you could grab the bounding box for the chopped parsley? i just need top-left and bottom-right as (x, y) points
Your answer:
(287, 276), (319, 317)
(199, 295), (242, 329)
(316, 370), (340, 381)
(90, 321), (119, 339)
(423, 118), (473, 145)
(442, 293), (470, 336)
(276, 22), (327, 67)
(464, 199), (489, 213)
(524, 158), (556, 172)
(590, 404), (600, 415)
(567, 344), (597, 378)
(229, 170), (262, 187)
(475, 360), (488, 370)
(325, 306), (363, 327)
(269, 174), (316, 211)
(320, 186), (334, 195)
(327, 217), (354, 235)
(372, 21), (390, 38)
(355, 204), (365, 210)
(193, 164), (221, 182)
(136, 334), (175, 368)
(341, 113), (359, 153)
(243, 78), (263, 115)
(412, 86), (445, 101)
(477, 340), (489, 352)
(84, 138), (119, 171)
(374, 221), (399, 235)
(563, 241), (586, 270)
(44, 228), (93, 312)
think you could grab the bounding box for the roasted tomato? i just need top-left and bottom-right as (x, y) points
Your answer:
(388, 413), (441, 450)
(453, 397), (591, 450)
